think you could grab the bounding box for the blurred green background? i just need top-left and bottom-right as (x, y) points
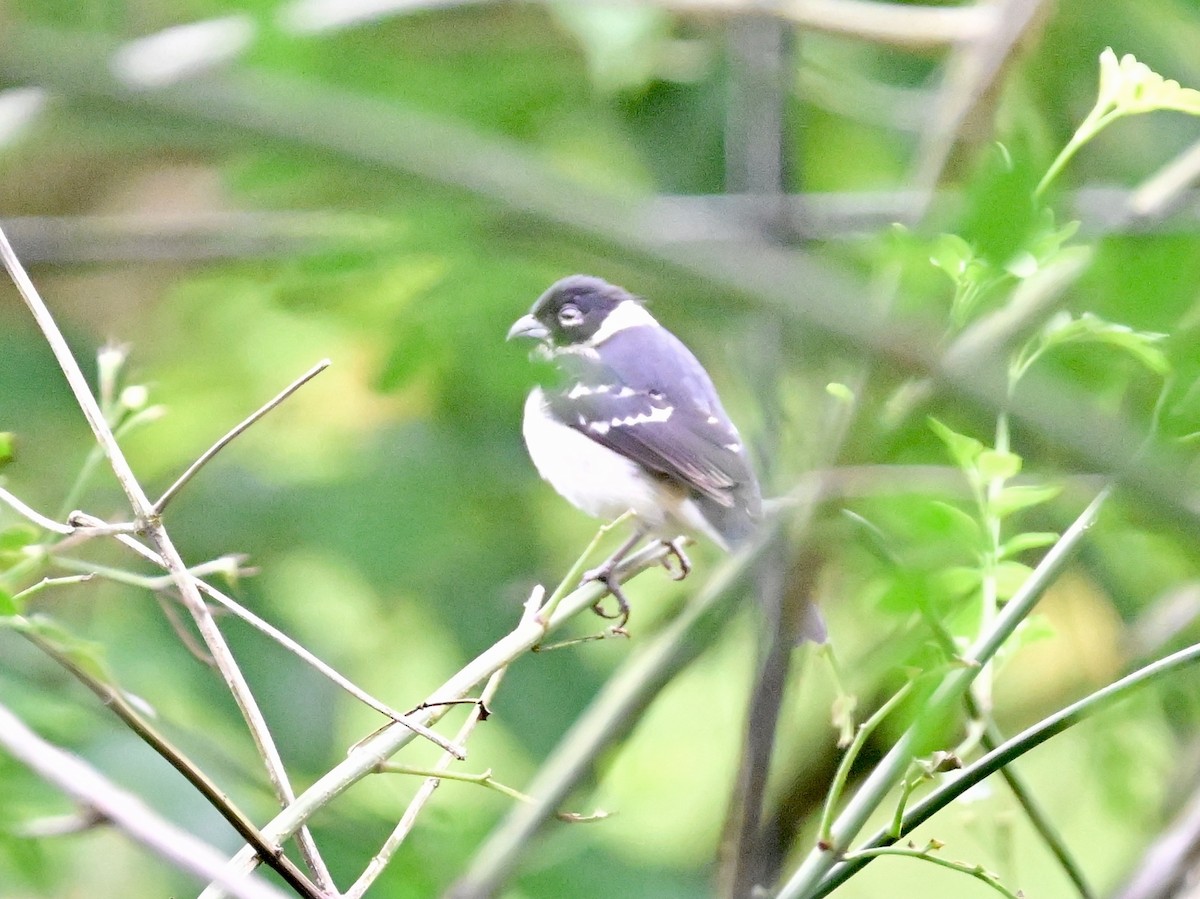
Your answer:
(3, 1), (1200, 897)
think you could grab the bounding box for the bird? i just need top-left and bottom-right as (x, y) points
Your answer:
(507, 274), (761, 625)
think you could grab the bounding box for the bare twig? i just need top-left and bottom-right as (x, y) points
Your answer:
(0, 211), (344, 264)
(11, 807), (106, 838)
(776, 488), (1111, 899)
(65, 511), (464, 759)
(17, 624), (323, 899)
(910, 0), (1049, 199)
(344, 587), (543, 899)
(658, 0), (995, 49)
(450, 525), (782, 898)
(1128, 136), (1200, 222)
(0, 699), (290, 899)
(0, 224), (333, 890)
(153, 359), (331, 513)
(199, 540), (673, 898)
(0, 486), (73, 534)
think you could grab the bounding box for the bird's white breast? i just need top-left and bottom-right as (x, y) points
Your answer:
(522, 387), (665, 525)
(521, 388), (727, 546)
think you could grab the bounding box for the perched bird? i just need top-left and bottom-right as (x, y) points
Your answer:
(507, 274), (761, 623)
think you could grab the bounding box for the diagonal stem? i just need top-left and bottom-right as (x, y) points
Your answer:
(198, 540), (674, 898)
(343, 587), (544, 899)
(0, 224), (334, 890)
(775, 487), (1110, 899)
(153, 359), (330, 514)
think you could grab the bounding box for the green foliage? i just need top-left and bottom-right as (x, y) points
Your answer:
(1010, 311), (1170, 386)
(4, 5), (1200, 899)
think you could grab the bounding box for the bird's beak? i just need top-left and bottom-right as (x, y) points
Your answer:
(507, 314), (549, 342)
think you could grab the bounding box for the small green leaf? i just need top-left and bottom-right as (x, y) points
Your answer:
(1004, 251), (1038, 279)
(1028, 211), (1080, 263)
(1012, 308), (1170, 389)
(999, 531), (1060, 558)
(826, 382), (855, 404)
(990, 484), (1063, 518)
(994, 561), (1035, 600)
(928, 417), (984, 474)
(937, 566), (981, 600)
(0, 525), (39, 553)
(929, 233), (975, 283)
(996, 615), (1056, 667)
(1055, 313), (1170, 374)
(976, 449), (1022, 482)
(831, 693), (858, 749)
(0, 586), (19, 617)
(929, 501), (983, 543)
(0, 433), (13, 467)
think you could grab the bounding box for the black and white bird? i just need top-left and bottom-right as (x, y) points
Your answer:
(508, 274), (761, 623)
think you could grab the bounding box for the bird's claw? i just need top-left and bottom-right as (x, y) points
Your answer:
(583, 566), (631, 628)
(661, 539), (691, 581)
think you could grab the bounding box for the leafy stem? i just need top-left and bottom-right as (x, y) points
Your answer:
(1036, 48), (1200, 199)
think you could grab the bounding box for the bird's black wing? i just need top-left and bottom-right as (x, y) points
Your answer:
(546, 385), (754, 510)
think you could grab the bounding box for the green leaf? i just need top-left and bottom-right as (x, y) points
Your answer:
(826, 382), (855, 404)
(1027, 210), (1080, 264)
(1013, 310), (1170, 387)
(994, 561), (1035, 600)
(976, 449), (1022, 482)
(0, 586), (19, 617)
(995, 614), (1056, 667)
(937, 566), (981, 600)
(999, 531), (1060, 558)
(0, 433), (13, 467)
(1054, 313), (1169, 373)
(990, 484), (1063, 518)
(1004, 250), (1038, 279)
(0, 525), (38, 553)
(928, 501), (983, 544)
(929, 233), (975, 284)
(928, 418), (984, 474)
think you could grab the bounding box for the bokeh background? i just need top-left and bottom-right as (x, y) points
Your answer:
(3, 1), (1200, 897)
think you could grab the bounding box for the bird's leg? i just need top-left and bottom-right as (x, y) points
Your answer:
(660, 538), (691, 581)
(582, 527), (645, 626)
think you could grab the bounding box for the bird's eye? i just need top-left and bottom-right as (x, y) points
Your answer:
(557, 303), (584, 327)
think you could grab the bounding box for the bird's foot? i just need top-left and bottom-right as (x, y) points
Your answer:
(583, 563), (631, 629)
(660, 538), (691, 581)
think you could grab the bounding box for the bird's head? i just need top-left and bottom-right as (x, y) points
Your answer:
(507, 275), (652, 351)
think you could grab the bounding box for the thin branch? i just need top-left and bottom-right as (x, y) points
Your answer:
(909, 0), (1049, 197)
(0, 699), (290, 899)
(449, 527), (782, 898)
(344, 587), (542, 899)
(64, 514), (463, 759)
(14, 574), (96, 600)
(0, 223), (333, 890)
(17, 624), (323, 899)
(11, 806), (106, 838)
(843, 843), (1023, 899)
(0, 211), (346, 264)
(1127, 136), (1200, 221)
(818, 681), (917, 848)
(153, 359), (330, 513)
(0, 486), (73, 534)
(198, 540), (674, 898)
(776, 487), (1110, 899)
(813, 635), (1200, 897)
